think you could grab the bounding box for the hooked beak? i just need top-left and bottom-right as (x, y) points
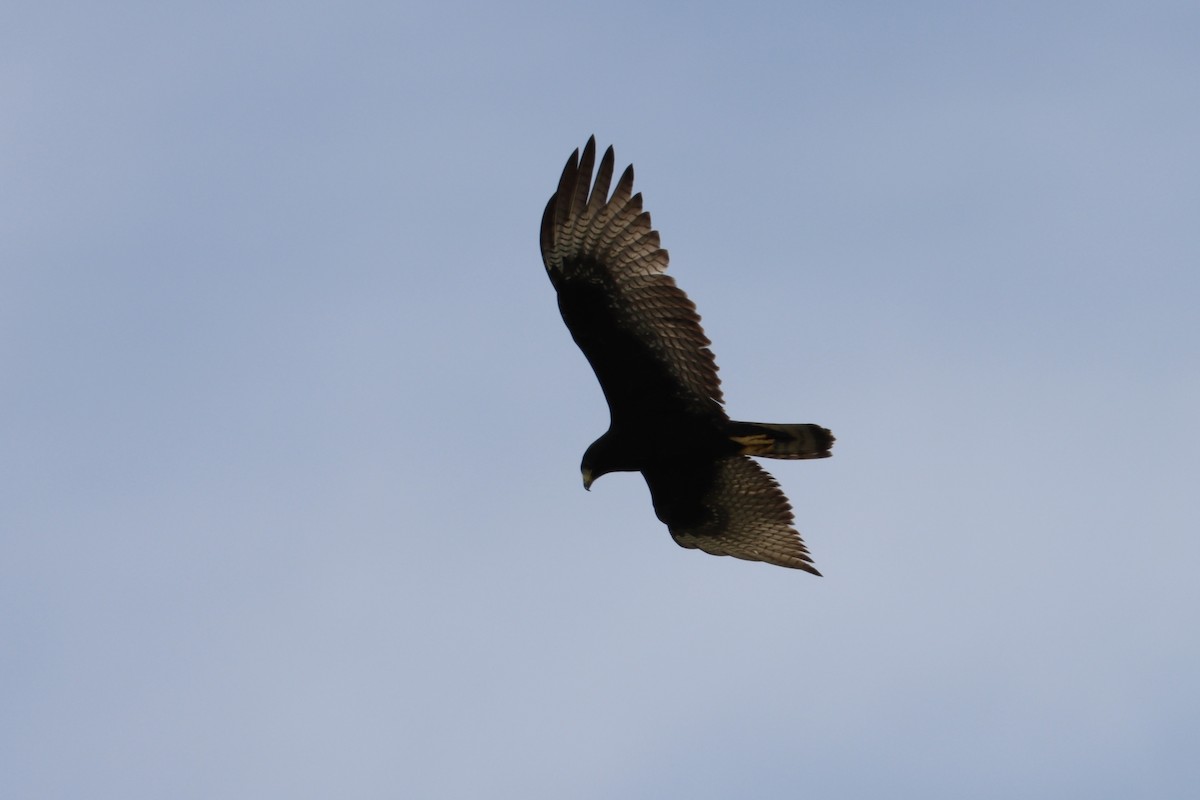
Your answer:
(582, 467), (595, 491)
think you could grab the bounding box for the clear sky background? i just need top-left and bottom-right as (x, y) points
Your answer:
(4, 2), (1198, 797)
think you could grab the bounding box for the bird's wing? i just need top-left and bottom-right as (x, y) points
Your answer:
(646, 456), (821, 574)
(540, 137), (723, 422)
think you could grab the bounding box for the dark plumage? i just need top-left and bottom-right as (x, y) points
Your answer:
(540, 137), (834, 573)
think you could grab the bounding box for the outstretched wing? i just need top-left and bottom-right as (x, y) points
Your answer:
(644, 456), (821, 574)
(540, 137), (723, 423)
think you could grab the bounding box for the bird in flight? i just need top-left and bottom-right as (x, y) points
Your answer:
(540, 137), (834, 573)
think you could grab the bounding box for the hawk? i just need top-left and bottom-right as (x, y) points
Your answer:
(540, 138), (834, 573)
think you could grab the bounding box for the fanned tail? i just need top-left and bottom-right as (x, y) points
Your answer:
(727, 421), (834, 460)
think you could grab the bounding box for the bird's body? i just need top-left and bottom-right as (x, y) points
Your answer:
(540, 138), (833, 573)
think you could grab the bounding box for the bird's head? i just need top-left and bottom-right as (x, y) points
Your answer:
(580, 453), (606, 491)
(580, 435), (618, 491)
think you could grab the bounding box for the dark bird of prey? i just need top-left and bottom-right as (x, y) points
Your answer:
(540, 137), (834, 574)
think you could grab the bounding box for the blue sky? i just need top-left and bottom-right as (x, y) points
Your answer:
(3, 2), (1198, 797)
